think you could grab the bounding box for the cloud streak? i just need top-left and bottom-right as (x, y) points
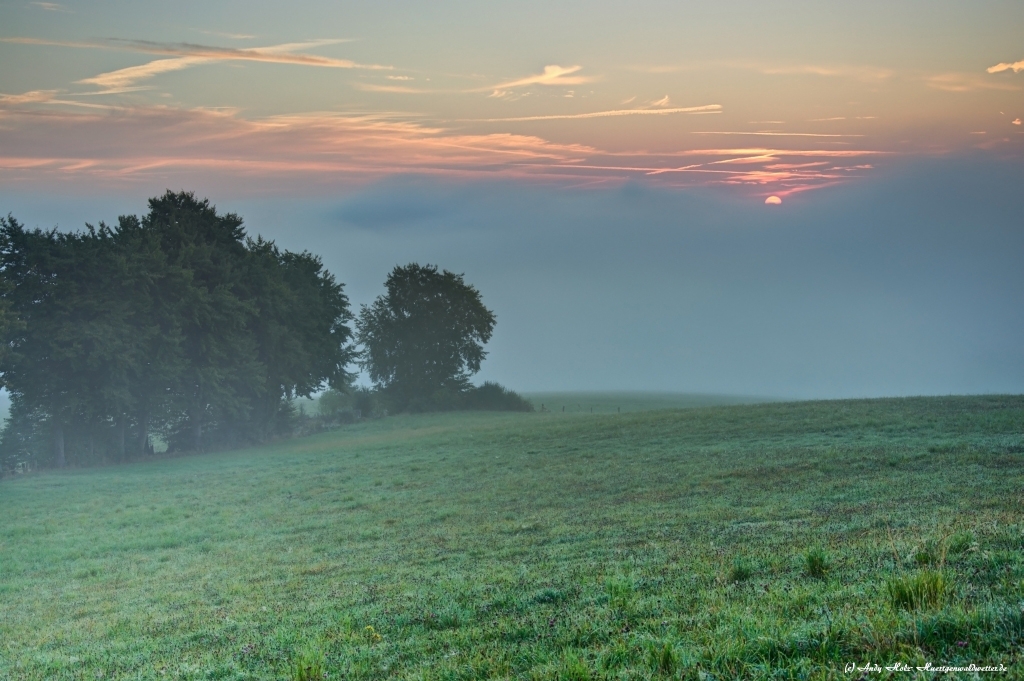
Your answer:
(4, 37), (389, 90)
(472, 105), (721, 122)
(354, 83), (433, 94)
(30, 2), (71, 11)
(634, 61), (893, 82)
(477, 65), (593, 95)
(927, 72), (1020, 92)
(82, 40), (389, 89)
(692, 131), (863, 138)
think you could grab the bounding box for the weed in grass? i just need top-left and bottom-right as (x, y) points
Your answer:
(887, 570), (947, 611)
(804, 547), (830, 579)
(728, 556), (753, 583)
(290, 646), (325, 681)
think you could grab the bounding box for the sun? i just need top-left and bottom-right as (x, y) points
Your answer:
(765, 195), (782, 205)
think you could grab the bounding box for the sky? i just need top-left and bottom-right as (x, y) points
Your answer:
(1, 0), (1022, 398)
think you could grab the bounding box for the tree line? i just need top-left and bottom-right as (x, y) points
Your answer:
(0, 191), (529, 472)
(0, 191), (353, 470)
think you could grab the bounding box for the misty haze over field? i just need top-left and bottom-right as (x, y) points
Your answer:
(4, 154), (1022, 399)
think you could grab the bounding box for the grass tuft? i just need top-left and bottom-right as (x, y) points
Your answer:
(804, 547), (830, 579)
(728, 556), (753, 583)
(555, 652), (592, 680)
(647, 641), (679, 675)
(947, 531), (976, 556)
(290, 646), (325, 681)
(605, 575), (634, 609)
(887, 570), (947, 611)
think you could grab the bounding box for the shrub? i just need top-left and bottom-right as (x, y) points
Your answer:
(462, 382), (534, 412)
(352, 387), (380, 417)
(317, 389), (352, 419)
(804, 547), (830, 579)
(887, 570), (947, 611)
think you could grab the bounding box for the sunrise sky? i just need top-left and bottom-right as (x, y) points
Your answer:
(2, 1), (1023, 397)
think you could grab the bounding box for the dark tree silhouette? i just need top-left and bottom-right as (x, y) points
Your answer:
(357, 263), (495, 411)
(0, 192), (354, 469)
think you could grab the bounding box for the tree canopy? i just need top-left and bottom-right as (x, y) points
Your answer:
(0, 191), (353, 469)
(357, 263), (496, 411)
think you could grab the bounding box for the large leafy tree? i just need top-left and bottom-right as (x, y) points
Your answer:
(235, 237), (354, 442)
(110, 214), (187, 457)
(0, 191), (355, 468)
(142, 191), (263, 452)
(357, 263), (495, 410)
(0, 219), (136, 466)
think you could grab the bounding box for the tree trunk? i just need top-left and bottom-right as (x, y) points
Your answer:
(190, 399), (203, 452)
(136, 410), (150, 456)
(116, 416), (126, 462)
(53, 423), (66, 468)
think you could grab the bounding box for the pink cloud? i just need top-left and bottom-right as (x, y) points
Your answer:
(0, 97), (891, 199)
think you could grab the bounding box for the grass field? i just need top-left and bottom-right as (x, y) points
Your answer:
(1, 395), (1022, 679)
(522, 392), (773, 414)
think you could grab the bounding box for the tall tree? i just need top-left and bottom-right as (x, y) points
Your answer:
(357, 263), (495, 411)
(0, 219), (132, 467)
(235, 238), (354, 441)
(110, 214), (187, 457)
(141, 191), (261, 452)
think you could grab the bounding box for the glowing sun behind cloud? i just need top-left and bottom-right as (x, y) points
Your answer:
(765, 195), (782, 205)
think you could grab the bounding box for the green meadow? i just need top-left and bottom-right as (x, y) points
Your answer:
(1, 395), (1022, 680)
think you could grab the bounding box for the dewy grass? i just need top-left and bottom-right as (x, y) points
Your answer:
(0, 395), (1022, 679)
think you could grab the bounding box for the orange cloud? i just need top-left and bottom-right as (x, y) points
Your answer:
(354, 83), (433, 94)
(692, 131), (863, 138)
(927, 73), (1020, 92)
(987, 60), (1024, 74)
(633, 61), (893, 82)
(472, 105), (721, 122)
